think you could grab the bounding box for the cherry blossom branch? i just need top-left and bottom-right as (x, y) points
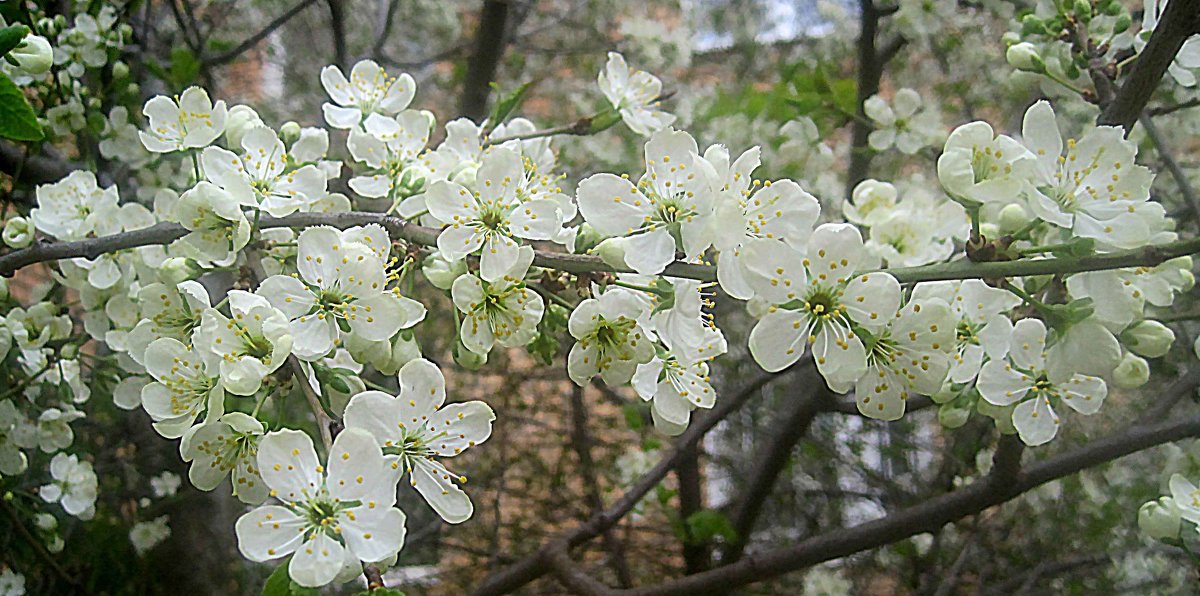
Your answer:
(4, 211), (1200, 286)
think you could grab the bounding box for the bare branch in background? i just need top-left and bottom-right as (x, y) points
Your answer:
(460, 0), (513, 120)
(203, 0), (320, 66)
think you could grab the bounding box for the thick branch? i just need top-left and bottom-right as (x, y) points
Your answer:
(0, 141), (79, 186)
(617, 413), (1200, 595)
(723, 378), (830, 563)
(203, 0), (319, 66)
(1099, 0), (1200, 130)
(459, 0), (512, 120)
(569, 385), (633, 587)
(844, 0), (906, 201)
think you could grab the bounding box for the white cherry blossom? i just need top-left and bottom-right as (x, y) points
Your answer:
(451, 247), (544, 355)
(598, 52), (675, 136)
(172, 181), (254, 265)
(855, 298), (957, 420)
(139, 87), (228, 153)
(195, 290), (293, 396)
(347, 110), (433, 200)
(256, 226), (426, 360)
(576, 129), (718, 275)
(745, 224), (900, 392)
(30, 170), (119, 241)
(910, 279), (1019, 384)
(320, 59), (416, 129)
(863, 88), (942, 154)
(235, 428), (407, 587)
(567, 287), (656, 386)
(343, 358), (495, 523)
(202, 126), (328, 217)
(140, 337), (224, 439)
(976, 318), (1107, 446)
(937, 119), (1033, 205)
(39, 453), (98, 520)
(425, 147), (563, 281)
(180, 412), (268, 504)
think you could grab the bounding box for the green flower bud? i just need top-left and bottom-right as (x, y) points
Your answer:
(2, 217), (34, 248)
(1138, 497), (1181, 541)
(1020, 14), (1047, 36)
(1121, 320), (1175, 358)
(60, 343), (78, 360)
(1113, 13), (1132, 34)
(997, 204), (1030, 234)
(111, 61), (130, 80)
(10, 34), (53, 75)
(278, 120), (302, 145)
(422, 254), (466, 290)
(573, 223), (604, 254)
(1001, 31), (1021, 46)
(454, 341), (487, 370)
(593, 237), (629, 270)
(938, 402), (971, 429)
(157, 257), (205, 284)
(225, 105), (266, 148)
(1006, 42), (1046, 73)
(1113, 352), (1150, 389)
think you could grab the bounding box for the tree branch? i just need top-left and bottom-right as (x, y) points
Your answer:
(0, 141), (79, 186)
(459, 0), (512, 120)
(5, 211), (1200, 286)
(615, 413), (1200, 596)
(845, 0), (906, 201)
(470, 367), (798, 596)
(1140, 113), (1200, 223)
(723, 374), (830, 563)
(1099, 0), (1200, 131)
(203, 0), (320, 66)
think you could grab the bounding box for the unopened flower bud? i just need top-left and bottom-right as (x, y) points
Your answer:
(593, 237), (629, 270)
(279, 121), (302, 145)
(422, 254), (466, 290)
(224, 105), (265, 148)
(979, 222), (1000, 241)
(1138, 497), (1181, 541)
(997, 204), (1029, 234)
(60, 343), (78, 360)
(1112, 352), (1150, 389)
(157, 257), (204, 284)
(1121, 320), (1175, 358)
(1001, 32), (1021, 46)
(1113, 13), (1132, 34)
(111, 61), (130, 80)
(36, 17), (58, 37)
(454, 341), (487, 370)
(1006, 42), (1045, 73)
(573, 223), (604, 254)
(11, 34), (53, 75)
(938, 402), (971, 429)
(3, 217), (34, 248)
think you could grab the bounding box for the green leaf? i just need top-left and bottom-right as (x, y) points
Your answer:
(0, 25), (30, 58)
(488, 80), (534, 129)
(685, 510), (737, 545)
(0, 71), (44, 141)
(169, 46), (201, 88)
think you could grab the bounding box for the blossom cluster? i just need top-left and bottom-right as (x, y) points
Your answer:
(0, 5), (1194, 585)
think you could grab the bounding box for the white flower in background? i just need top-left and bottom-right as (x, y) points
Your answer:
(863, 195), (965, 267)
(99, 106), (150, 167)
(180, 412), (267, 504)
(568, 287), (656, 386)
(8, 302), (72, 352)
(347, 110), (433, 201)
(140, 337), (223, 439)
(0, 568), (24, 596)
(910, 280), (1019, 384)
(707, 145), (821, 300)
(1169, 473), (1200, 525)
(126, 281), (211, 366)
(39, 453), (98, 520)
(1065, 257), (1191, 330)
(150, 471), (182, 498)
(172, 181), (253, 265)
(344, 358), (495, 523)
(1138, 0), (1200, 87)
(577, 129), (717, 274)
(598, 52), (675, 136)
(202, 126), (328, 217)
(937, 119), (1033, 204)
(321, 59), (416, 129)
(843, 179), (898, 227)
(976, 318), (1108, 446)
(779, 117), (834, 173)
(224, 105), (266, 148)
(1019, 101), (1157, 249)
(425, 147), (563, 281)
(139, 87), (228, 153)
(745, 224), (900, 392)
(257, 226), (426, 360)
(14, 406), (85, 453)
(30, 170), (119, 241)
(0, 400), (28, 476)
(856, 299), (957, 420)
(235, 428), (407, 588)
(864, 89), (942, 154)
(452, 247), (544, 355)
(130, 516), (171, 555)
(195, 291), (293, 396)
